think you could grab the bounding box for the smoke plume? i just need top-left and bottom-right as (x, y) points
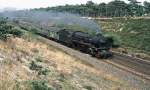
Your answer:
(1, 10), (101, 34)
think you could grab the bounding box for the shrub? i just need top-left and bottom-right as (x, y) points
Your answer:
(0, 17), (23, 41)
(29, 61), (42, 71)
(38, 68), (50, 76)
(10, 28), (23, 37)
(30, 80), (53, 90)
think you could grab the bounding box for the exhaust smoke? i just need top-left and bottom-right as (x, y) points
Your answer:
(1, 10), (101, 35)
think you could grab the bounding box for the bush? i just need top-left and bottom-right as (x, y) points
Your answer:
(0, 18), (23, 41)
(29, 61), (42, 71)
(38, 68), (50, 76)
(10, 28), (23, 37)
(30, 80), (53, 90)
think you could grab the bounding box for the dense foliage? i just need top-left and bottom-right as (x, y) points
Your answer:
(0, 18), (23, 40)
(36, 0), (150, 17)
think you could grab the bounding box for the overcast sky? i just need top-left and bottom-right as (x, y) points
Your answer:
(0, 0), (149, 10)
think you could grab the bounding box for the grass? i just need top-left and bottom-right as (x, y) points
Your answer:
(0, 35), (134, 90)
(97, 18), (150, 55)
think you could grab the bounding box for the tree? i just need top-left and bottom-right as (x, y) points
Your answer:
(127, 0), (142, 16)
(35, 0), (146, 17)
(98, 3), (107, 17)
(107, 0), (127, 17)
(144, 1), (150, 14)
(86, 1), (95, 6)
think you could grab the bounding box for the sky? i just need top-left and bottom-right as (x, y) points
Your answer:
(0, 0), (149, 11)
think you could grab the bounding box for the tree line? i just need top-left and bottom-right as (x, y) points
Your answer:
(36, 0), (150, 17)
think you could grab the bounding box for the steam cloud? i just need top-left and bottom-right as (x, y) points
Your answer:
(0, 10), (101, 34)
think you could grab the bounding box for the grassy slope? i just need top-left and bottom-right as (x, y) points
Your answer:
(0, 31), (134, 90)
(97, 18), (150, 55)
(1, 18), (149, 90)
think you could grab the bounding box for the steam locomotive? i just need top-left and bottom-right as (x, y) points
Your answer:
(11, 15), (114, 58)
(38, 28), (113, 58)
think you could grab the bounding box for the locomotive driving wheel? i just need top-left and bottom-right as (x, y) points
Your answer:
(88, 48), (96, 57)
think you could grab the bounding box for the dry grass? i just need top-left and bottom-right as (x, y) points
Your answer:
(0, 37), (133, 90)
(5, 37), (102, 75)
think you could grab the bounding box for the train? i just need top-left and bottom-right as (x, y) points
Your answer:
(37, 27), (114, 59)
(12, 19), (114, 59)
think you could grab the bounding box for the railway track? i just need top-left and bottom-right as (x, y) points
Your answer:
(105, 52), (150, 80)
(36, 34), (150, 81)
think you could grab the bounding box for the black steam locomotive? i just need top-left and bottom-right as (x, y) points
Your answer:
(39, 28), (113, 58)
(12, 17), (114, 59)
